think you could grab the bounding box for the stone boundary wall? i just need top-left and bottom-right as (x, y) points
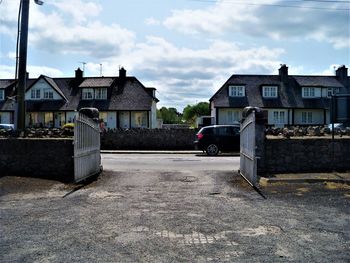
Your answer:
(101, 129), (198, 150)
(261, 138), (350, 174)
(0, 138), (74, 182)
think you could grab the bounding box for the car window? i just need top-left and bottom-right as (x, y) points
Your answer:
(201, 128), (213, 135)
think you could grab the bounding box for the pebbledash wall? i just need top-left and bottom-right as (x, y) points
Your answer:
(101, 129), (197, 150)
(259, 138), (350, 174)
(0, 138), (74, 182)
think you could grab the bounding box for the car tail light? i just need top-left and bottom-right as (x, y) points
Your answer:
(197, 133), (204, 140)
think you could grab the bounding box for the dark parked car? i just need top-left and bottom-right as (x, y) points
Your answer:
(0, 124), (14, 131)
(194, 125), (240, 156)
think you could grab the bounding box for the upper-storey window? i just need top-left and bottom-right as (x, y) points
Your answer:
(43, 88), (53, 99)
(262, 86), (278, 98)
(0, 89), (4, 100)
(229, 85), (245, 97)
(302, 87), (321, 98)
(327, 87), (340, 98)
(95, 88), (107, 100)
(82, 88), (94, 100)
(30, 88), (41, 99)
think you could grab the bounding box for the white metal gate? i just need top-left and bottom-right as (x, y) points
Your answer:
(74, 113), (101, 182)
(240, 110), (257, 186)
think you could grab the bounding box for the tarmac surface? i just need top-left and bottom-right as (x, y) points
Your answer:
(1, 153), (349, 262)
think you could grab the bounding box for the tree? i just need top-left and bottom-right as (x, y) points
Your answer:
(183, 102), (210, 125)
(157, 107), (182, 124)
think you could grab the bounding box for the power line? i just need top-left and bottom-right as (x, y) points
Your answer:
(188, 0), (350, 11)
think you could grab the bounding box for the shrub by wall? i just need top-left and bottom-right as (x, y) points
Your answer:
(261, 138), (350, 174)
(101, 129), (197, 150)
(0, 138), (74, 182)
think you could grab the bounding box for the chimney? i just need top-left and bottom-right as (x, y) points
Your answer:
(119, 67), (126, 80)
(75, 67), (83, 80)
(26, 72), (29, 79)
(279, 64), (288, 83)
(336, 65), (348, 85)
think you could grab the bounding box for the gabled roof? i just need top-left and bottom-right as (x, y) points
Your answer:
(26, 75), (68, 102)
(210, 74), (348, 109)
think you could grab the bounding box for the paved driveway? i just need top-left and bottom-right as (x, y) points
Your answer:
(1, 154), (349, 262)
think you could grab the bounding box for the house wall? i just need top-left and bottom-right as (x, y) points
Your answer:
(294, 109), (324, 125)
(261, 138), (350, 174)
(0, 138), (74, 182)
(25, 79), (62, 100)
(151, 101), (157, 129)
(0, 112), (11, 124)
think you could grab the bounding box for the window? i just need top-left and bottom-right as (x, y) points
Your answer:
(131, 112), (147, 128)
(263, 86), (278, 98)
(302, 87), (321, 98)
(44, 112), (53, 127)
(229, 85), (245, 97)
(82, 88), (94, 100)
(273, 111), (285, 124)
(0, 89), (4, 100)
(301, 112), (313, 124)
(43, 88), (53, 99)
(227, 110), (240, 123)
(30, 89), (41, 99)
(327, 87), (339, 98)
(95, 88), (107, 100)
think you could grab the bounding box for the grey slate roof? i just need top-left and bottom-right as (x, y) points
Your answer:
(210, 74), (348, 110)
(1, 75), (157, 112)
(79, 78), (114, 88)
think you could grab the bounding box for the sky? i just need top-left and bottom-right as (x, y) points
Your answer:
(0, 0), (349, 111)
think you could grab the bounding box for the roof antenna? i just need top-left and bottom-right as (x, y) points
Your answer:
(100, 63), (103, 77)
(79, 61), (86, 72)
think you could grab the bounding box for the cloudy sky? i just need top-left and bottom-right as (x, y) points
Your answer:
(0, 0), (349, 110)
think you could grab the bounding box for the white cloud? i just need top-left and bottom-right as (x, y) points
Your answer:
(0, 0), (135, 58)
(164, 0), (350, 49)
(145, 17), (161, 26)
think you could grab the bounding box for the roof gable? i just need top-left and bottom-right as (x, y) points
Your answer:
(25, 76), (68, 101)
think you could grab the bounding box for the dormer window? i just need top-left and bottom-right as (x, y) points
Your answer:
(82, 88), (94, 100)
(0, 89), (4, 100)
(263, 86), (278, 98)
(43, 88), (53, 99)
(31, 88), (41, 99)
(229, 85), (245, 97)
(95, 88), (107, 100)
(302, 87), (321, 98)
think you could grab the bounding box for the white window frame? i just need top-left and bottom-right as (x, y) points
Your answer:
(95, 88), (107, 100)
(43, 88), (53, 99)
(0, 89), (4, 100)
(327, 87), (339, 98)
(263, 86), (278, 98)
(82, 88), (94, 100)
(301, 111), (313, 124)
(302, 87), (317, 98)
(229, 85), (245, 97)
(273, 111), (285, 124)
(30, 88), (41, 99)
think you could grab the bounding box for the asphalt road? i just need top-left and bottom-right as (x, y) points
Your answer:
(1, 154), (349, 262)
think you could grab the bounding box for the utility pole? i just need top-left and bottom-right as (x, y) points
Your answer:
(16, 0), (43, 133)
(17, 0), (30, 132)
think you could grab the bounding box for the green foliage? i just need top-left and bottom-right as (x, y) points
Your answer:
(183, 102), (210, 124)
(157, 107), (182, 124)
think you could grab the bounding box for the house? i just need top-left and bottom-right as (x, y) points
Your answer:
(209, 65), (349, 127)
(0, 68), (159, 129)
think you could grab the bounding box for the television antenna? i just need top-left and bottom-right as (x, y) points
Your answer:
(79, 61), (86, 71)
